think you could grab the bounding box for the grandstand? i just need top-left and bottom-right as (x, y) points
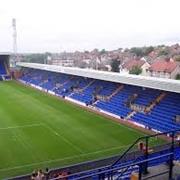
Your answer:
(18, 62), (180, 133)
(1, 62), (180, 179)
(0, 53), (11, 80)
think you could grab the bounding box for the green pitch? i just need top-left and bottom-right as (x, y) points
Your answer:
(0, 81), (161, 179)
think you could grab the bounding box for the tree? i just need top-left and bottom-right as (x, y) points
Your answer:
(45, 52), (51, 57)
(158, 49), (169, 56)
(130, 46), (154, 57)
(157, 44), (165, 48)
(129, 66), (142, 75)
(118, 48), (123, 51)
(124, 48), (129, 52)
(111, 59), (120, 72)
(176, 74), (180, 80)
(144, 46), (154, 55)
(92, 48), (99, 53)
(130, 47), (144, 57)
(24, 53), (46, 64)
(100, 49), (106, 54)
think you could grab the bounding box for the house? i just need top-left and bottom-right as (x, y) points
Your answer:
(147, 58), (179, 79)
(120, 59), (150, 75)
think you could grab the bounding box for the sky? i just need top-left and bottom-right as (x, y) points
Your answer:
(0, 0), (180, 53)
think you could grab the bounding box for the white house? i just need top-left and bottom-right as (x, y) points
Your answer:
(120, 59), (150, 75)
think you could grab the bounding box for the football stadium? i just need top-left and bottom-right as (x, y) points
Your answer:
(0, 55), (180, 180)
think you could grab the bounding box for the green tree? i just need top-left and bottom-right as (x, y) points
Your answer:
(124, 48), (129, 52)
(111, 59), (120, 72)
(45, 52), (51, 57)
(157, 44), (165, 48)
(130, 46), (155, 57)
(144, 46), (154, 55)
(158, 49), (169, 56)
(176, 74), (180, 80)
(129, 66), (142, 75)
(130, 47), (144, 57)
(100, 49), (106, 54)
(24, 53), (46, 64)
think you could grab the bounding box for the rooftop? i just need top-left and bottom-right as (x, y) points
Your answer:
(122, 59), (146, 70)
(149, 59), (178, 73)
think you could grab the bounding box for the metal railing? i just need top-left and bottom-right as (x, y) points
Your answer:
(8, 129), (180, 180)
(50, 128), (180, 180)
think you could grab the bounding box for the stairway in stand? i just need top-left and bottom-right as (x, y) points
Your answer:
(125, 111), (136, 120)
(69, 80), (96, 97)
(125, 92), (167, 120)
(96, 85), (124, 101)
(92, 100), (99, 105)
(63, 76), (74, 86)
(145, 92), (167, 113)
(82, 80), (95, 92)
(108, 85), (124, 100)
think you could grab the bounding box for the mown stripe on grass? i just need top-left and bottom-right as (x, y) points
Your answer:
(0, 144), (129, 172)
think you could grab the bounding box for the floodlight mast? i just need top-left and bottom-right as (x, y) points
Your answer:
(12, 18), (17, 67)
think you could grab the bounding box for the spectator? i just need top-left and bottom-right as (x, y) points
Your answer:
(44, 168), (50, 180)
(31, 169), (45, 180)
(31, 170), (38, 180)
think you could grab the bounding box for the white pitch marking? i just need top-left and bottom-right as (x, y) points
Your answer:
(41, 123), (84, 154)
(0, 123), (42, 130)
(0, 144), (129, 172)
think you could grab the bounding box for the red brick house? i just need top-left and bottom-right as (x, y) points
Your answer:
(147, 59), (179, 79)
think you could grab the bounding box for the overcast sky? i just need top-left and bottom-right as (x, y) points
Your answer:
(0, 0), (180, 53)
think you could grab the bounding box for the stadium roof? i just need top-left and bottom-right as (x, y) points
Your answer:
(17, 62), (180, 93)
(0, 52), (11, 55)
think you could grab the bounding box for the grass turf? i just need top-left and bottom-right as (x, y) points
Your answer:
(0, 81), (161, 179)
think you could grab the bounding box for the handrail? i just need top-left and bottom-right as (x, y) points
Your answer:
(111, 137), (141, 166)
(50, 152), (173, 180)
(111, 128), (180, 167)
